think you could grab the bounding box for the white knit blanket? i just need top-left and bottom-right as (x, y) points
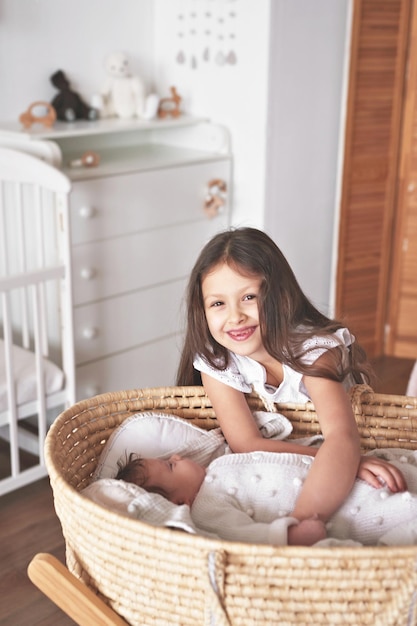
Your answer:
(82, 411), (417, 547)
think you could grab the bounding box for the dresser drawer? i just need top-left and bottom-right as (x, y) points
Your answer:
(74, 279), (186, 365)
(76, 334), (181, 399)
(72, 215), (228, 306)
(70, 159), (231, 244)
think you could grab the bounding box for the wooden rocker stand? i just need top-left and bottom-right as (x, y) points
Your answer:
(28, 385), (417, 626)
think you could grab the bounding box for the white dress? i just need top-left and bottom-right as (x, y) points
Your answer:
(194, 327), (355, 407)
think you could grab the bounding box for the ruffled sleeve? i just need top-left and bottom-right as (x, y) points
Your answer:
(299, 327), (354, 366)
(296, 327), (355, 397)
(193, 353), (253, 392)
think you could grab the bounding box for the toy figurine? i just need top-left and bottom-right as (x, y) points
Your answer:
(19, 101), (56, 129)
(50, 70), (98, 122)
(158, 86), (182, 118)
(99, 51), (159, 120)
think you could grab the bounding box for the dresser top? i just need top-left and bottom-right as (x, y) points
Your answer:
(0, 115), (208, 141)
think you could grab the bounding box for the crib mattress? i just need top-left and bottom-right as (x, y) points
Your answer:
(0, 339), (64, 413)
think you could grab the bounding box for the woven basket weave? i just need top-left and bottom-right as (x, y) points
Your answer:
(45, 384), (417, 626)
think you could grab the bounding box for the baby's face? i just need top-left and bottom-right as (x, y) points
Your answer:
(142, 455), (206, 506)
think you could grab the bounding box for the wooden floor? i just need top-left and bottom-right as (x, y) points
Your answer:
(1, 478), (75, 625)
(0, 356), (415, 626)
(369, 354), (415, 395)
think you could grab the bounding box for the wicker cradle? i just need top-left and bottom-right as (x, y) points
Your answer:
(28, 384), (417, 626)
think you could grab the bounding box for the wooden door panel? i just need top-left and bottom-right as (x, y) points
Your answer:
(336, 0), (411, 357)
(387, 196), (417, 355)
(386, 1), (417, 357)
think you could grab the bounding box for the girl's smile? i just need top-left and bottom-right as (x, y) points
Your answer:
(202, 262), (266, 359)
(227, 325), (257, 341)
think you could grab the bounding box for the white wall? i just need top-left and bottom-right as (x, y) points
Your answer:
(151, 0), (350, 313)
(0, 0), (154, 118)
(265, 0), (350, 314)
(152, 0), (271, 229)
(0, 0), (271, 229)
(0, 0), (350, 314)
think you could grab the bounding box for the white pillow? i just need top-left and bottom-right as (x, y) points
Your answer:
(93, 411), (227, 480)
(82, 477), (216, 536)
(84, 410), (297, 534)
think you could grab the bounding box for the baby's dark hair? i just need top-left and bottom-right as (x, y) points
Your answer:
(176, 227), (373, 386)
(115, 453), (147, 487)
(115, 453), (171, 499)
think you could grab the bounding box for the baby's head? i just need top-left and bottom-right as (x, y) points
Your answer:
(116, 453), (206, 506)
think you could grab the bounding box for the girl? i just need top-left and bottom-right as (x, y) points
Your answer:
(176, 227), (406, 524)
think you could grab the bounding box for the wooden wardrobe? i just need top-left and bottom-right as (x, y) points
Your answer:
(336, 0), (417, 359)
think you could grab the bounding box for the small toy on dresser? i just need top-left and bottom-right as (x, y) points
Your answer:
(158, 86), (182, 118)
(50, 70), (98, 122)
(98, 51), (159, 120)
(19, 101), (56, 129)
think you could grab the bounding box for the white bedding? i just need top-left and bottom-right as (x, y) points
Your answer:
(83, 410), (417, 547)
(0, 339), (64, 412)
(83, 410), (325, 540)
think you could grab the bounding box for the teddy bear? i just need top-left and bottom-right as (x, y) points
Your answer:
(98, 51), (159, 120)
(50, 70), (98, 122)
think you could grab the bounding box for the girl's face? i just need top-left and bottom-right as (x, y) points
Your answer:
(201, 262), (265, 360)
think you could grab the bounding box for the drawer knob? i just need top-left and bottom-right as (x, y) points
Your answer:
(82, 327), (99, 340)
(204, 179), (227, 218)
(79, 206), (96, 219)
(80, 267), (96, 280)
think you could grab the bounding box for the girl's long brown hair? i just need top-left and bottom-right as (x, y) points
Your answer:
(176, 227), (373, 386)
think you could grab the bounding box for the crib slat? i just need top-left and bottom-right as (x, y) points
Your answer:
(28, 554), (129, 626)
(0, 266), (64, 290)
(31, 282), (47, 462)
(35, 184), (49, 357)
(1, 290), (20, 476)
(0, 181), (7, 274)
(35, 185), (45, 267)
(15, 183), (30, 348)
(56, 192), (76, 408)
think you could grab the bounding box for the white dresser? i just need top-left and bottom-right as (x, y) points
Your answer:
(0, 116), (232, 399)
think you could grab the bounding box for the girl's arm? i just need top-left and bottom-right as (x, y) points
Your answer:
(204, 372), (360, 521)
(290, 375), (361, 522)
(201, 371), (406, 498)
(201, 372), (323, 456)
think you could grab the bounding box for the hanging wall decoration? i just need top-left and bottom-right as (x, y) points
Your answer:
(175, 0), (238, 70)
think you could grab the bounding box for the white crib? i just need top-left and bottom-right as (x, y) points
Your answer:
(0, 147), (75, 496)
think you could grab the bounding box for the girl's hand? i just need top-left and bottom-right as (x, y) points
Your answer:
(287, 517), (327, 546)
(357, 455), (407, 492)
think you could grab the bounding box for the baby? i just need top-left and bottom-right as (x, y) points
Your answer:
(116, 450), (417, 547)
(116, 452), (325, 545)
